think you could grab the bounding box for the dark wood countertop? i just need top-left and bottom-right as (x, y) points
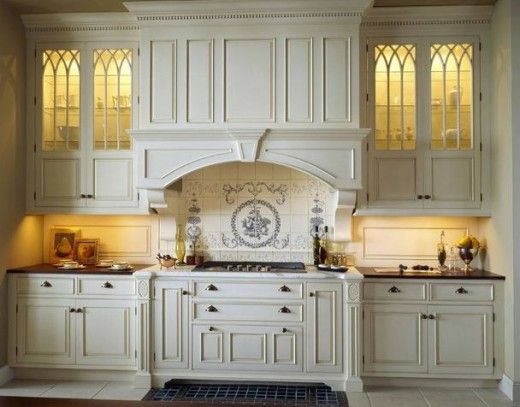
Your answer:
(7, 263), (153, 275)
(357, 267), (505, 280)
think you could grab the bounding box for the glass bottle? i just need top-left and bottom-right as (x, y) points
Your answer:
(175, 224), (186, 265)
(312, 226), (321, 266)
(319, 226), (329, 265)
(437, 230), (447, 271)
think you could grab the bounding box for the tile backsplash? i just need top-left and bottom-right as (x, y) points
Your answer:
(159, 162), (337, 263)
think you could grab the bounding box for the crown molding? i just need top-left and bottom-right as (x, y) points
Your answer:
(21, 13), (138, 34)
(362, 5), (493, 26)
(124, 0), (372, 25)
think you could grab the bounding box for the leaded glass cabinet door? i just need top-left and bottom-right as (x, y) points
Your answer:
(424, 40), (481, 209)
(87, 47), (138, 208)
(35, 48), (85, 207)
(367, 41), (422, 208)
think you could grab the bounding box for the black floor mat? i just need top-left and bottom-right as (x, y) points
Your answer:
(143, 382), (348, 406)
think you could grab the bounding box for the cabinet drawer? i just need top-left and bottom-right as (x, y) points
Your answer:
(364, 282), (427, 301)
(193, 303), (303, 323)
(78, 278), (135, 296)
(193, 281), (303, 299)
(429, 283), (494, 302)
(16, 276), (75, 295)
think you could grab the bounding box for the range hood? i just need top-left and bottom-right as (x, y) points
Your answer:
(126, 0), (372, 241)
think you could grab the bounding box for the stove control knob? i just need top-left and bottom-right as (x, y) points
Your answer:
(226, 265), (234, 271)
(236, 264), (243, 271)
(256, 265), (262, 272)
(265, 266), (271, 272)
(246, 265), (252, 272)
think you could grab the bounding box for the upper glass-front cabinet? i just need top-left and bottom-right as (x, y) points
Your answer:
(374, 44), (416, 151)
(93, 49), (132, 151)
(40, 47), (133, 152)
(42, 49), (80, 151)
(430, 43), (473, 150)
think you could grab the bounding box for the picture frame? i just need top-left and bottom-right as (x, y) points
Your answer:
(49, 228), (80, 264)
(74, 238), (100, 265)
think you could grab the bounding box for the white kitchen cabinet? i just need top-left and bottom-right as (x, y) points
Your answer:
(153, 280), (189, 369)
(27, 42), (144, 214)
(306, 282), (343, 373)
(362, 279), (502, 379)
(192, 324), (303, 372)
(16, 297), (75, 365)
(363, 303), (428, 374)
(76, 299), (136, 367)
(362, 37), (483, 214)
(10, 274), (137, 369)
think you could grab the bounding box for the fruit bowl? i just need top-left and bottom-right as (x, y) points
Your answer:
(157, 253), (177, 270)
(456, 235), (480, 273)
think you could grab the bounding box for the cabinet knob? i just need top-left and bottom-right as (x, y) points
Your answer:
(41, 281), (52, 288)
(417, 195), (423, 200)
(102, 281), (113, 289)
(428, 314), (435, 320)
(424, 195), (431, 200)
(76, 308), (83, 313)
(455, 287), (468, 294)
(205, 284), (218, 291)
(279, 285), (291, 292)
(87, 194), (94, 199)
(309, 292), (315, 297)
(421, 313), (428, 319)
(282, 328), (288, 333)
(278, 306), (291, 314)
(209, 326), (216, 332)
(80, 194), (87, 198)
(182, 290), (189, 295)
(70, 308), (76, 313)
(388, 286), (401, 293)
(206, 305), (218, 312)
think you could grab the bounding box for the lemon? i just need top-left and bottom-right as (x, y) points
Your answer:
(457, 236), (473, 248)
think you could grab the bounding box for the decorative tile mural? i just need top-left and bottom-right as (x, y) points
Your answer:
(163, 162), (336, 263)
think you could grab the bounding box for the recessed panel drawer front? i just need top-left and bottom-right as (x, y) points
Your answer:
(364, 282), (427, 301)
(193, 303), (303, 322)
(16, 276), (75, 295)
(77, 278), (135, 296)
(193, 282), (304, 299)
(429, 283), (494, 302)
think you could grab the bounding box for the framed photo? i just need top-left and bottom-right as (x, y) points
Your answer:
(74, 238), (100, 265)
(49, 228), (80, 264)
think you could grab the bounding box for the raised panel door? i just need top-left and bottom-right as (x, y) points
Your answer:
(75, 299), (135, 367)
(363, 304), (428, 374)
(153, 281), (189, 369)
(306, 283), (342, 373)
(428, 305), (493, 375)
(16, 298), (75, 365)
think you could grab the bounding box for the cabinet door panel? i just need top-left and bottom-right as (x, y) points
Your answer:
(153, 281), (189, 369)
(306, 283), (342, 373)
(363, 304), (428, 374)
(89, 157), (137, 207)
(16, 298), (74, 365)
(76, 299), (135, 366)
(428, 305), (493, 375)
(36, 156), (84, 207)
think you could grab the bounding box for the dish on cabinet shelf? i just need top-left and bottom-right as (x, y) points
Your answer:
(57, 265), (86, 270)
(109, 264), (133, 271)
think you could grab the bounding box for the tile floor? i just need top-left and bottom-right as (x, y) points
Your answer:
(0, 380), (519, 406)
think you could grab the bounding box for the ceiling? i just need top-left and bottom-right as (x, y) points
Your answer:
(2, 0), (497, 14)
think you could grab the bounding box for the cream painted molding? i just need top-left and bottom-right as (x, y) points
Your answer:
(21, 13), (138, 34)
(0, 365), (13, 387)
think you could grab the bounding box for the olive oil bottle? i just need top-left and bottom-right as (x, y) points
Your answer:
(313, 226), (321, 265)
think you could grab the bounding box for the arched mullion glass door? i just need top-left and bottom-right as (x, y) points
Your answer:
(430, 43), (473, 150)
(93, 49), (132, 151)
(374, 44), (416, 151)
(42, 49), (80, 151)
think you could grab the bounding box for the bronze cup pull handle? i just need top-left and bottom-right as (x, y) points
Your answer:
(206, 305), (218, 312)
(278, 306), (291, 314)
(455, 287), (468, 294)
(388, 286), (401, 293)
(41, 281), (52, 288)
(102, 281), (113, 289)
(205, 284), (218, 291)
(279, 285), (291, 292)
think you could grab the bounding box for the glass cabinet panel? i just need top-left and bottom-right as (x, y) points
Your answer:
(430, 43), (473, 150)
(93, 49), (132, 150)
(42, 49), (80, 151)
(374, 44), (416, 151)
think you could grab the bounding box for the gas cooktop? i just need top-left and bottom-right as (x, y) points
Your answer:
(192, 261), (307, 273)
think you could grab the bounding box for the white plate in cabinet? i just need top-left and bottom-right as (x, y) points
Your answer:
(429, 283), (494, 302)
(192, 303), (303, 323)
(193, 282), (303, 299)
(16, 276), (75, 295)
(78, 278), (135, 296)
(192, 324), (303, 372)
(363, 282), (427, 302)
